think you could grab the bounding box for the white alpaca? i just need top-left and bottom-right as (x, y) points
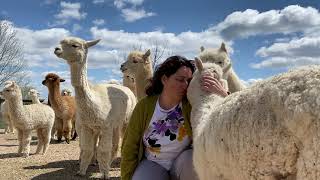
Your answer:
(61, 88), (72, 96)
(1, 100), (14, 134)
(199, 43), (245, 93)
(187, 58), (320, 180)
(120, 49), (153, 100)
(28, 89), (41, 104)
(1, 81), (55, 157)
(54, 37), (136, 179)
(122, 74), (137, 97)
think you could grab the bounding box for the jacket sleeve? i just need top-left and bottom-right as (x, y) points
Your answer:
(120, 100), (145, 180)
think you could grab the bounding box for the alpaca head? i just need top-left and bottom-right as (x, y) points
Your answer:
(187, 57), (226, 105)
(28, 89), (40, 98)
(124, 74), (135, 84)
(42, 73), (65, 88)
(199, 43), (232, 77)
(0, 81), (21, 101)
(54, 37), (100, 64)
(120, 49), (151, 78)
(61, 89), (72, 96)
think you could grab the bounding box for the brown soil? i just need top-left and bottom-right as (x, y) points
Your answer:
(0, 129), (120, 180)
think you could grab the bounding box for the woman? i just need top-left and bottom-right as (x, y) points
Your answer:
(121, 55), (228, 180)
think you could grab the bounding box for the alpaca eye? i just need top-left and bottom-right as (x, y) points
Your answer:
(72, 44), (79, 48)
(217, 61), (223, 65)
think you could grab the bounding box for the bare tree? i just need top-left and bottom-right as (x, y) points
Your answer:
(0, 20), (27, 87)
(151, 40), (173, 71)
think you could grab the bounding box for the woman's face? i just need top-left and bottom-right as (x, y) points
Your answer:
(162, 66), (193, 98)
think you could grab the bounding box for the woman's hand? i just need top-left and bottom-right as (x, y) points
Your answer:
(200, 73), (229, 97)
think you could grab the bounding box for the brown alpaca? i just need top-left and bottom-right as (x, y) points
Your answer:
(42, 73), (77, 143)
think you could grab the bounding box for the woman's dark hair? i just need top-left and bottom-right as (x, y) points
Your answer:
(145, 55), (195, 96)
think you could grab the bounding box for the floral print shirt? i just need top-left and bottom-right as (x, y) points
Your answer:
(143, 99), (191, 170)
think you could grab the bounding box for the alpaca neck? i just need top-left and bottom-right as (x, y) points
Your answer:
(6, 95), (24, 121)
(136, 64), (153, 100)
(123, 79), (137, 97)
(31, 96), (40, 104)
(69, 59), (93, 102)
(227, 68), (245, 93)
(48, 84), (63, 108)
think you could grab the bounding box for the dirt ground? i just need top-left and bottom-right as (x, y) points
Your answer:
(0, 129), (120, 180)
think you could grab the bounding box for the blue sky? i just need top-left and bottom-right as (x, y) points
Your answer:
(1, 0), (320, 99)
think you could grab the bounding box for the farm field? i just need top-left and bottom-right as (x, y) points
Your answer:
(0, 129), (121, 180)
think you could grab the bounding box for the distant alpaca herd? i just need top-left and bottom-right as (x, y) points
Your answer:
(1, 37), (319, 180)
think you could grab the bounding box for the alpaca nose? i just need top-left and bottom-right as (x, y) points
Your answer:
(120, 64), (126, 71)
(54, 47), (61, 52)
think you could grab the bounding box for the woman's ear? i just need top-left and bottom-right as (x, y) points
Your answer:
(161, 75), (168, 85)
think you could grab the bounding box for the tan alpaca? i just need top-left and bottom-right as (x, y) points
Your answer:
(28, 89), (41, 104)
(199, 43), (245, 93)
(122, 74), (137, 97)
(42, 73), (77, 143)
(54, 37), (136, 179)
(120, 49), (153, 100)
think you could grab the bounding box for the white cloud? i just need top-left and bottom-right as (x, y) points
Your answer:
(114, 0), (144, 8)
(72, 24), (82, 33)
(93, 19), (105, 26)
(121, 8), (156, 22)
(253, 36), (320, 69)
(90, 27), (226, 61)
(53, 1), (87, 25)
(212, 5), (320, 40)
(15, 27), (71, 67)
(241, 78), (263, 87)
(93, 0), (105, 4)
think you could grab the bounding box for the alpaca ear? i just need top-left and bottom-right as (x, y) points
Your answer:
(143, 49), (151, 60)
(200, 46), (205, 52)
(223, 63), (232, 74)
(219, 42), (227, 53)
(86, 39), (101, 48)
(195, 57), (203, 71)
(60, 79), (65, 82)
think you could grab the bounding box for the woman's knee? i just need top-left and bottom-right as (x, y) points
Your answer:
(132, 159), (169, 180)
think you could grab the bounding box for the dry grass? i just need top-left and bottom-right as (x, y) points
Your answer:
(0, 129), (120, 180)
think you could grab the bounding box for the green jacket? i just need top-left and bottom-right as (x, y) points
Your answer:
(120, 95), (192, 180)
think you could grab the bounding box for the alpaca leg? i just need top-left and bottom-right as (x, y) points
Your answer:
(91, 133), (99, 165)
(71, 118), (77, 140)
(35, 128), (44, 154)
(63, 119), (72, 144)
(8, 117), (14, 134)
(42, 128), (51, 154)
(17, 129), (23, 154)
(56, 118), (63, 142)
(111, 127), (120, 159)
(77, 126), (95, 176)
(21, 130), (32, 157)
(97, 129), (113, 179)
(51, 120), (57, 140)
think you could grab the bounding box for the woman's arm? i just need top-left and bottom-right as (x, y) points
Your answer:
(121, 101), (144, 180)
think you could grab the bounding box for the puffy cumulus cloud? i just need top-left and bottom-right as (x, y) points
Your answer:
(93, 19), (105, 26)
(253, 36), (320, 69)
(241, 78), (263, 87)
(212, 5), (320, 40)
(113, 0), (155, 22)
(15, 27), (70, 67)
(93, 0), (105, 4)
(53, 1), (87, 25)
(90, 27), (227, 60)
(121, 8), (156, 22)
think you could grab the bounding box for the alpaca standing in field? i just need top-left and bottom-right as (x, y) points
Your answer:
(1, 81), (54, 157)
(28, 89), (41, 104)
(42, 73), (77, 143)
(199, 43), (245, 93)
(54, 37), (136, 179)
(1, 100), (14, 134)
(187, 58), (320, 180)
(120, 50), (152, 100)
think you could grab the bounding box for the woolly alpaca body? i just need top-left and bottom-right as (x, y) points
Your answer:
(187, 60), (320, 180)
(120, 50), (153, 100)
(1, 101), (14, 134)
(1, 82), (55, 157)
(42, 73), (77, 143)
(54, 37), (136, 179)
(199, 43), (245, 93)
